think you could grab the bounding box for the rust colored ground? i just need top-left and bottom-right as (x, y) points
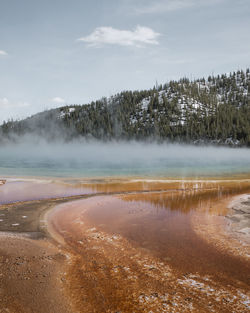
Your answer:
(47, 180), (250, 312)
(0, 178), (250, 312)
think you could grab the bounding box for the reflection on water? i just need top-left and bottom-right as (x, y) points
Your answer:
(78, 180), (250, 280)
(121, 180), (250, 214)
(84, 179), (250, 201)
(2, 177), (250, 206)
(0, 180), (93, 204)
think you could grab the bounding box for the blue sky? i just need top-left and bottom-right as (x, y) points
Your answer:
(0, 0), (249, 123)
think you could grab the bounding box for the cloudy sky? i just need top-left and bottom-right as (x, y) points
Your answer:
(0, 0), (249, 123)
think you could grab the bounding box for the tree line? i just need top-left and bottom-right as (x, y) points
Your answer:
(1, 69), (250, 146)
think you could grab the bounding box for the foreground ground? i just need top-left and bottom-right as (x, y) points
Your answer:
(0, 178), (249, 312)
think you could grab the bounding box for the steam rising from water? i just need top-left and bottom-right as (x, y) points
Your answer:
(0, 139), (250, 177)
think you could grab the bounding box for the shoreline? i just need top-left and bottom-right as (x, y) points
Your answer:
(2, 172), (250, 183)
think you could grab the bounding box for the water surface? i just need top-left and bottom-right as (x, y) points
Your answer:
(1, 143), (250, 178)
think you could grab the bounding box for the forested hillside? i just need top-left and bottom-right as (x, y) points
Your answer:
(1, 69), (250, 145)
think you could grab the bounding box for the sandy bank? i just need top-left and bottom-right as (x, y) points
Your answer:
(0, 233), (72, 313)
(0, 195), (94, 313)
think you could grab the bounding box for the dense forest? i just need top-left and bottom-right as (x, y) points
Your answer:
(1, 69), (250, 145)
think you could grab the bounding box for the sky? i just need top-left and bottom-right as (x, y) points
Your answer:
(0, 0), (250, 123)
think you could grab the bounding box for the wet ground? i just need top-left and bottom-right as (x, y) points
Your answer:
(0, 178), (250, 312)
(0, 178), (93, 205)
(47, 179), (250, 312)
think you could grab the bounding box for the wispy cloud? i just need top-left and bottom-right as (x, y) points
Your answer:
(0, 98), (31, 123)
(51, 97), (65, 104)
(0, 98), (9, 106)
(0, 98), (30, 108)
(78, 26), (160, 47)
(0, 50), (8, 56)
(135, 0), (224, 14)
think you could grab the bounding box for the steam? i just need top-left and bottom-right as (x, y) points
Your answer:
(0, 138), (249, 177)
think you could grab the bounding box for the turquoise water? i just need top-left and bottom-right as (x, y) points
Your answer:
(0, 143), (250, 178)
(0, 157), (250, 177)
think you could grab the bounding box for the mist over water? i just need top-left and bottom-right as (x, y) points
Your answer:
(0, 140), (250, 178)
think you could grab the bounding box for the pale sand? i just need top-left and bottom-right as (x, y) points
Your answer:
(228, 194), (250, 237)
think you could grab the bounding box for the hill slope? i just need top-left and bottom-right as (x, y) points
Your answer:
(1, 69), (250, 145)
